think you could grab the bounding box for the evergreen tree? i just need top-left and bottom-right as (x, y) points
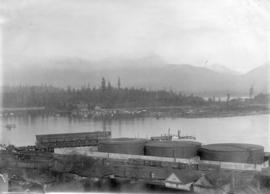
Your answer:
(101, 77), (106, 91)
(117, 77), (121, 89)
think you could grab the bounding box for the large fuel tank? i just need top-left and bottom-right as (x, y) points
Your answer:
(199, 143), (264, 164)
(145, 141), (201, 158)
(97, 138), (147, 155)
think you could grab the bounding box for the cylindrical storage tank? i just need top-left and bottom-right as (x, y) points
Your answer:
(98, 138), (147, 155)
(199, 143), (264, 164)
(145, 141), (201, 158)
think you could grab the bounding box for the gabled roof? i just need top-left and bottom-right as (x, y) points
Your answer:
(194, 175), (213, 187)
(204, 171), (231, 187)
(165, 169), (202, 184)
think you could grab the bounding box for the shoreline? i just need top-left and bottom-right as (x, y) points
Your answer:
(1, 109), (269, 120)
(167, 110), (270, 119)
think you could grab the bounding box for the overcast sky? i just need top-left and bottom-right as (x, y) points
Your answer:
(1, 0), (270, 73)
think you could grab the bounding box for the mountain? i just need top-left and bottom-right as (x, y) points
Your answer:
(241, 64), (270, 94)
(204, 64), (241, 75)
(2, 58), (269, 97)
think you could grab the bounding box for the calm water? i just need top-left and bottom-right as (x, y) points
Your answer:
(0, 114), (269, 151)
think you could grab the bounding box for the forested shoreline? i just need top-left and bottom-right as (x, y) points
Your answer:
(1, 78), (269, 118)
(2, 78), (208, 110)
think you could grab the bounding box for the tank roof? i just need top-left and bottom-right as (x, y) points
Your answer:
(99, 138), (147, 144)
(146, 141), (201, 148)
(98, 138), (146, 155)
(201, 143), (264, 152)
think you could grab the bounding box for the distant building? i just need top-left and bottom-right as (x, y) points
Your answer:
(71, 103), (90, 118)
(94, 105), (103, 111)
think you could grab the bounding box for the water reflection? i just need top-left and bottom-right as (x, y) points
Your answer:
(0, 114), (269, 151)
(118, 119), (122, 135)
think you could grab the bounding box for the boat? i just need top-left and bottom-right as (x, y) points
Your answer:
(151, 129), (196, 141)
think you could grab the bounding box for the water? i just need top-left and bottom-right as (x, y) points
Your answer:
(1, 114), (269, 151)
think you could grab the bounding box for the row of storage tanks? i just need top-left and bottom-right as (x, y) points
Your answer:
(97, 138), (265, 164)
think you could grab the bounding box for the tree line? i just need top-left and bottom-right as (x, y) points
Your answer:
(2, 78), (207, 111)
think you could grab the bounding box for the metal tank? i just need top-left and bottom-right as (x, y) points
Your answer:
(98, 138), (147, 155)
(145, 141), (201, 158)
(199, 143), (264, 164)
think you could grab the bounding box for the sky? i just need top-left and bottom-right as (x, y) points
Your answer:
(1, 0), (270, 73)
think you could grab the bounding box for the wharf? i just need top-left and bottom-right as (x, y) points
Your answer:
(36, 131), (111, 148)
(1, 131), (270, 193)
